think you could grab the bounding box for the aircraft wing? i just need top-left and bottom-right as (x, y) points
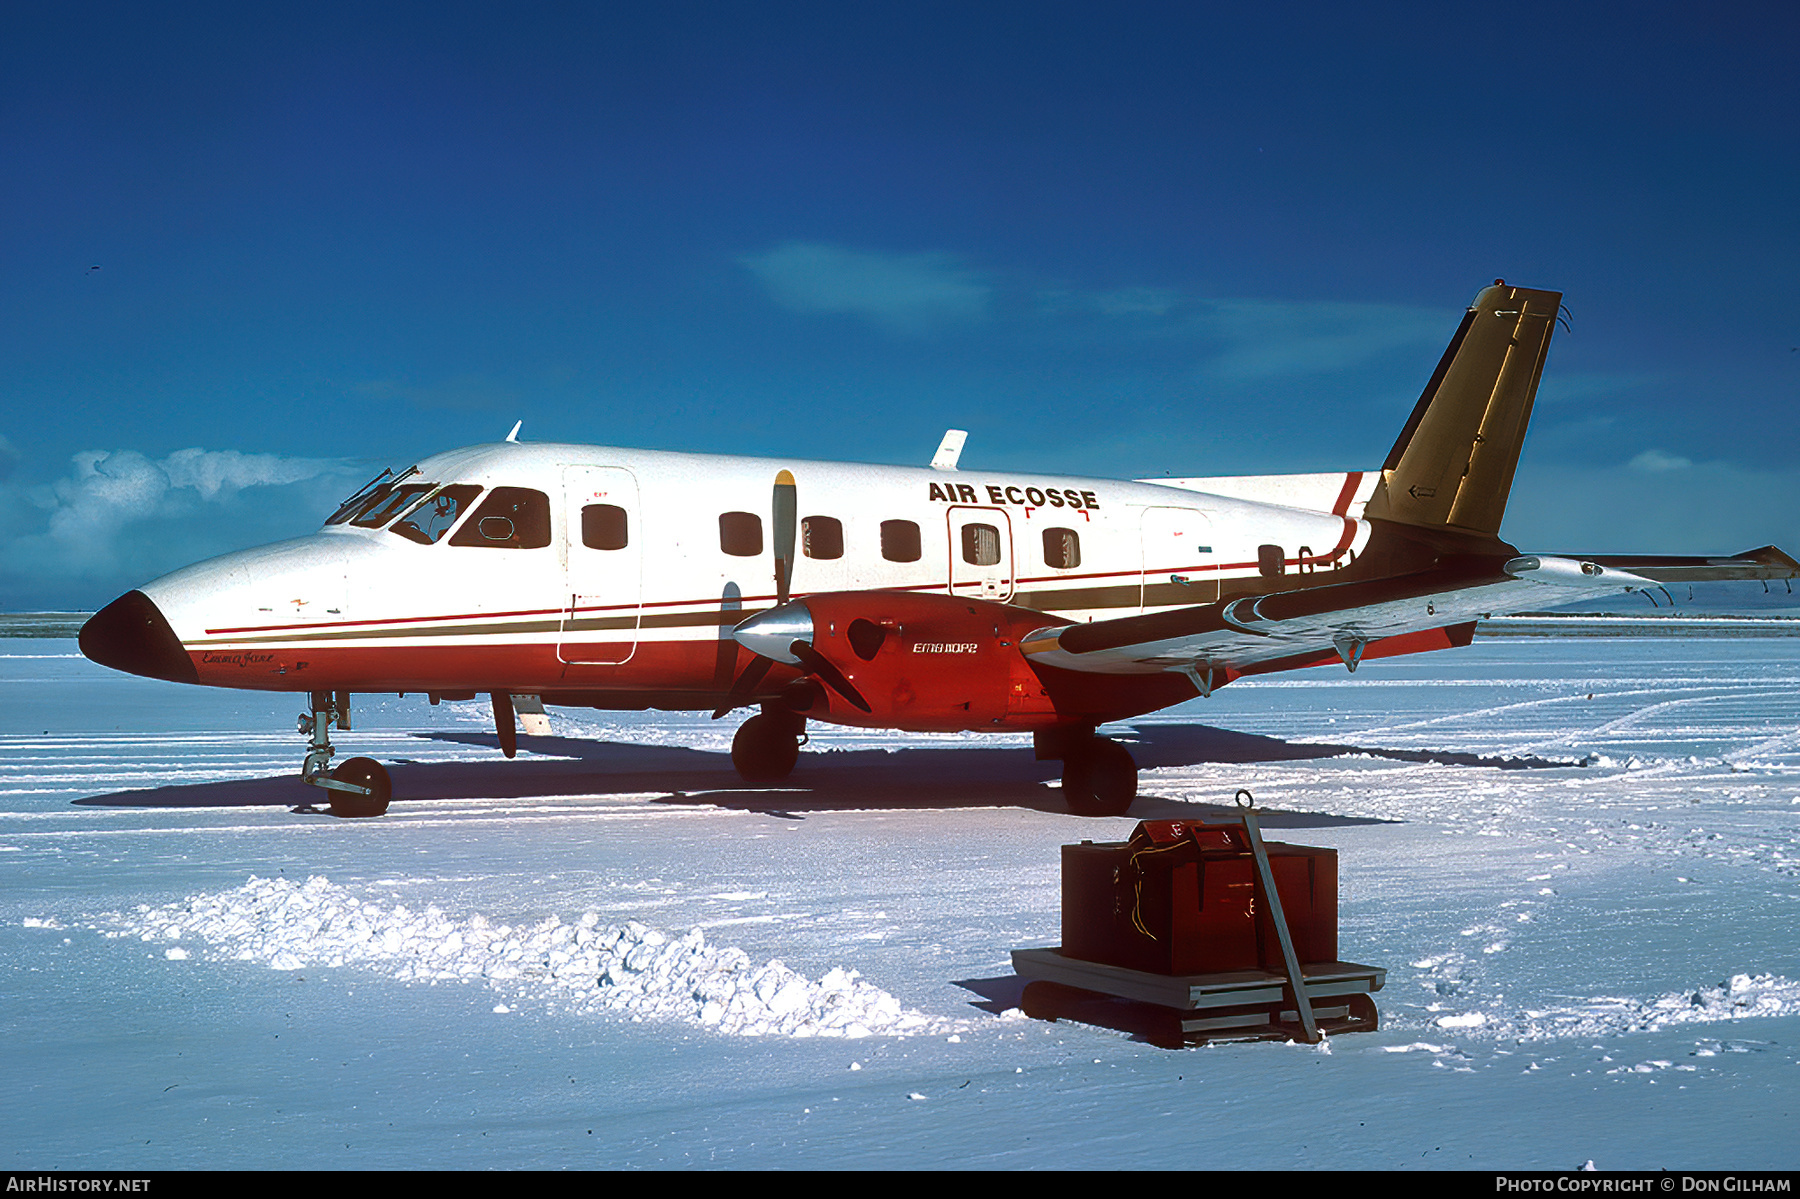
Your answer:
(1019, 547), (1799, 683)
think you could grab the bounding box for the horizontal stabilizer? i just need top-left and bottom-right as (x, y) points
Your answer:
(1546, 546), (1800, 584)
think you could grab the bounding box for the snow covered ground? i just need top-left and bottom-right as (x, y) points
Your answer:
(4, 631), (1799, 1170)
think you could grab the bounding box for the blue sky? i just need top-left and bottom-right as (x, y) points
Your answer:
(2, 2), (1796, 609)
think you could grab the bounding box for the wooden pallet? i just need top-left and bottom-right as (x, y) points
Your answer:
(1012, 948), (1384, 1045)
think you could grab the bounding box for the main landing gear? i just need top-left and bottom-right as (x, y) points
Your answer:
(731, 704), (805, 783)
(299, 690), (391, 818)
(1042, 728), (1138, 817)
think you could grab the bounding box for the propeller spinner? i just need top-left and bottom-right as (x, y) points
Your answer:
(729, 601), (870, 713)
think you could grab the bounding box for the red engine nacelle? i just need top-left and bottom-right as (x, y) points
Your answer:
(784, 592), (1069, 732)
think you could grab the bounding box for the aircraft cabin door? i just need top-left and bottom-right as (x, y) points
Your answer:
(1140, 506), (1216, 612)
(947, 506), (1014, 602)
(560, 466), (642, 666)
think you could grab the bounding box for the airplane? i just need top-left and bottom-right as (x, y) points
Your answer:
(78, 280), (1798, 818)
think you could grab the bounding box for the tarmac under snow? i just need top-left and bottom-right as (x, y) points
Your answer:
(3, 629), (1798, 1169)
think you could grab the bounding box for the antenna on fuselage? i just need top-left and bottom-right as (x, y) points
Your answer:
(505, 421), (522, 443)
(931, 429), (967, 471)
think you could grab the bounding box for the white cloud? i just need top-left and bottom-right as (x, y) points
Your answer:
(1, 447), (356, 605)
(36, 448), (339, 555)
(1628, 448), (1692, 472)
(1189, 298), (1446, 382)
(1036, 285), (1448, 382)
(740, 241), (990, 334)
(743, 245), (1447, 381)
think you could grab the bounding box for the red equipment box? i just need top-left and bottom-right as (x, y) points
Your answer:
(1061, 819), (1337, 976)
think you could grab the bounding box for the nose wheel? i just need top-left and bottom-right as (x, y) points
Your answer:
(299, 691), (391, 817)
(326, 757), (392, 818)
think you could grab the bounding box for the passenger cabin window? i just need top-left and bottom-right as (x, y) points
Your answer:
(582, 504), (629, 550)
(719, 511), (763, 557)
(1042, 527), (1081, 569)
(448, 487), (551, 549)
(391, 485), (483, 545)
(351, 483), (435, 529)
(881, 519), (921, 563)
(1258, 544), (1286, 577)
(961, 523), (1002, 567)
(802, 516), (843, 560)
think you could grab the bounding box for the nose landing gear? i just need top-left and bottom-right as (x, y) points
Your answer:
(299, 690), (391, 817)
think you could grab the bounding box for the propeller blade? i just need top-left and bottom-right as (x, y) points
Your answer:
(790, 640), (872, 713)
(710, 653), (774, 720)
(773, 469), (796, 606)
(712, 473), (799, 723)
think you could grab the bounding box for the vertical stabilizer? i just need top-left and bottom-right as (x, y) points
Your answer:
(1363, 282), (1561, 536)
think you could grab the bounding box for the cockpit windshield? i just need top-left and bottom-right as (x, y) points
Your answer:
(325, 466), (419, 526)
(350, 483), (436, 529)
(390, 485), (484, 545)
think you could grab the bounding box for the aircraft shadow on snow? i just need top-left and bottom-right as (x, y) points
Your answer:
(72, 721), (1570, 824)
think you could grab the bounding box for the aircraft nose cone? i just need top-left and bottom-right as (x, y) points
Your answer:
(732, 602), (813, 664)
(79, 591), (199, 684)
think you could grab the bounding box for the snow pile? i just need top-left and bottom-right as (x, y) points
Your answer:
(103, 875), (945, 1039)
(1423, 973), (1800, 1043)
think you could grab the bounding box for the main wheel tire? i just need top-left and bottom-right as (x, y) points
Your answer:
(328, 757), (392, 818)
(1062, 738), (1137, 817)
(731, 713), (800, 783)
(1061, 753), (1097, 816)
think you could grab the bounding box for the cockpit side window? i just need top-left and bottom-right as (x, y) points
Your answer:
(391, 485), (484, 545)
(350, 483), (435, 529)
(448, 487), (552, 549)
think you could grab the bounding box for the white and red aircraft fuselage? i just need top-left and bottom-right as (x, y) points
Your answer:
(79, 282), (1797, 816)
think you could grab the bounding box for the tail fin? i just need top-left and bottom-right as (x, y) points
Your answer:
(1363, 281), (1561, 537)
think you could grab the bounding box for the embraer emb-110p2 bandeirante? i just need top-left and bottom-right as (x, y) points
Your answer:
(79, 282), (1799, 817)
